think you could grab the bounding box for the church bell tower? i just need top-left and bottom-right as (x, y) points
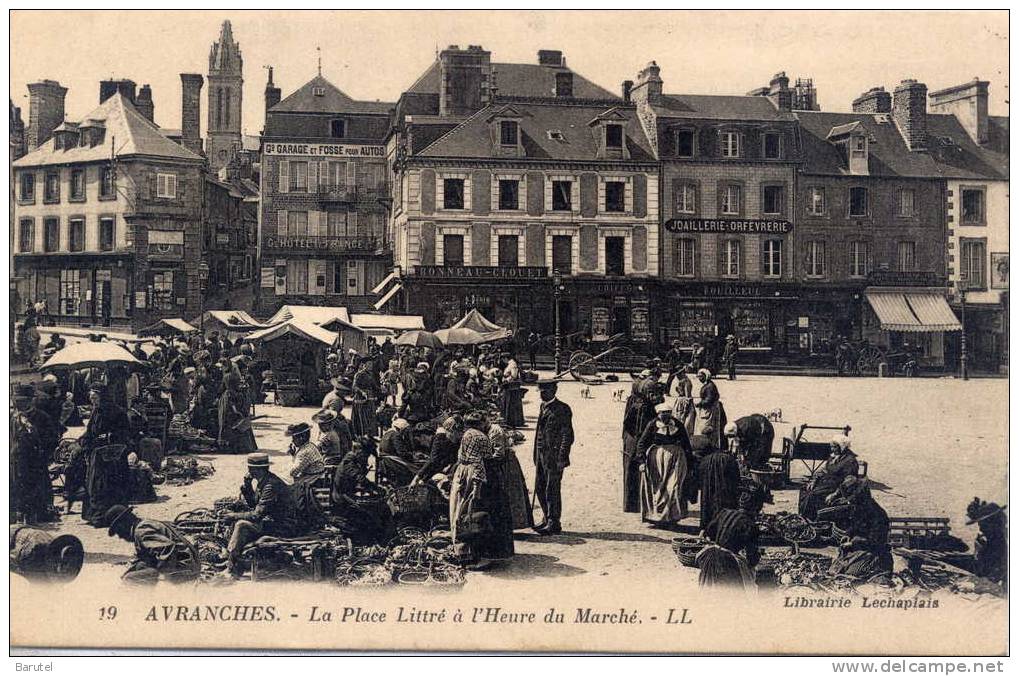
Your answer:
(206, 20), (243, 170)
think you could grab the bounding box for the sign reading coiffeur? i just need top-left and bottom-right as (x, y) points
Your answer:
(263, 142), (385, 158)
(665, 218), (792, 234)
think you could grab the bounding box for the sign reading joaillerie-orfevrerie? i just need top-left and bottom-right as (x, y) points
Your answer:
(665, 218), (792, 234)
(263, 142), (386, 158)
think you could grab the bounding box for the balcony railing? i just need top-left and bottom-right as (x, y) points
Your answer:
(314, 183), (391, 203)
(262, 234), (382, 253)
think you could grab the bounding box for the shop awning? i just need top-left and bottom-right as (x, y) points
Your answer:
(865, 291), (961, 332)
(373, 283), (403, 311)
(904, 293), (962, 331)
(371, 270), (399, 295)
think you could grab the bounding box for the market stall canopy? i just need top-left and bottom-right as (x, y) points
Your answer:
(138, 317), (198, 337)
(246, 320), (340, 347)
(40, 342), (141, 372)
(393, 329), (444, 349)
(351, 313), (425, 332)
(865, 290), (962, 332)
(199, 310), (266, 335)
(435, 327), (493, 346)
(267, 305), (350, 327)
(450, 308), (513, 341)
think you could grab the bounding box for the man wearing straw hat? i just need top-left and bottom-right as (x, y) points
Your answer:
(103, 504), (200, 585)
(223, 453), (304, 575)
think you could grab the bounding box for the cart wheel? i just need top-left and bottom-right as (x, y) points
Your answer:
(568, 351), (598, 382)
(856, 346), (883, 376)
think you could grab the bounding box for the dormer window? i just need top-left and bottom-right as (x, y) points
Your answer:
(762, 132), (782, 159)
(852, 135), (867, 156)
(605, 124), (624, 149)
(547, 130), (565, 142)
(676, 129), (695, 158)
(721, 131), (742, 158)
(500, 120), (519, 146)
(312, 86), (326, 97)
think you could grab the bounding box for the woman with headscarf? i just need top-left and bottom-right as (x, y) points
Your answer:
(449, 412), (494, 567)
(693, 368), (727, 451)
(698, 439), (741, 533)
(798, 434), (859, 520)
(637, 402), (693, 526)
(827, 477), (893, 580)
(697, 482), (768, 590)
(475, 414), (515, 559)
(488, 417), (532, 530)
(499, 356), (526, 429)
(217, 372), (257, 454)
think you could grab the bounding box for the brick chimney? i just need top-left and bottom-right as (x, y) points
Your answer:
(264, 66), (282, 113)
(929, 78), (989, 146)
(438, 45), (491, 117)
(538, 50), (564, 67)
(180, 73), (204, 155)
(99, 79), (136, 104)
(135, 84), (155, 123)
(852, 86), (891, 114)
(767, 72), (792, 111)
(893, 79), (928, 151)
(26, 79), (68, 150)
(622, 80), (634, 103)
(631, 61), (663, 106)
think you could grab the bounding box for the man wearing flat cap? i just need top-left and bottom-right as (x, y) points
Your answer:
(223, 453), (304, 575)
(104, 504), (200, 585)
(532, 379), (574, 534)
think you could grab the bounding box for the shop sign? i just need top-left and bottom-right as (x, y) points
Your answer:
(264, 235), (377, 252)
(260, 267), (275, 288)
(581, 281), (644, 296)
(631, 299), (651, 343)
(263, 142), (385, 158)
(591, 307), (611, 341)
(866, 270), (939, 287)
(665, 218), (792, 234)
(413, 265), (548, 280)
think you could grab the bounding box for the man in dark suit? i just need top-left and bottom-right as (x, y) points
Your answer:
(533, 380), (574, 535)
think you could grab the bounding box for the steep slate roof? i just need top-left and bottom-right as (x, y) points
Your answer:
(654, 94), (797, 122)
(269, 75), (393, 115)
(797, 110), (1007, 180)
(13, 94), (203, 167)
(416, 101), (655, 161)
(407, 60), (618, 101)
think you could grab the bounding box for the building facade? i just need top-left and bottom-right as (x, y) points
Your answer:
(256, 72), (393, 316)
(633, 65), (803, 360)
(928, 79), (1009, 373)
(12, 91), (206, 330)
(388, 47), (659, 345)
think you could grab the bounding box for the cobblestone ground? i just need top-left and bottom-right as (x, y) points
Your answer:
(41, 373), (1008, 592)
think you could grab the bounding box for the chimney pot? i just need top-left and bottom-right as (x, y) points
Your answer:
(538, 50), (564, 67)
(852, 86), (892, 114)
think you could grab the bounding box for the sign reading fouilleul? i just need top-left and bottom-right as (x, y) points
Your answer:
(263, 142), (385, 157)
(665, 218), (792, 234)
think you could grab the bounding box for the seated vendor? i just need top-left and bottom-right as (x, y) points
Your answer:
(697, 481), (769, 591)
(104, 504), (200, 585)
(223, 453), (305, 576)
(826, 476), (893, 580)
(313, 408), (351, 462)
(285, 422), (326, 483)
(798, 434), (859, 520)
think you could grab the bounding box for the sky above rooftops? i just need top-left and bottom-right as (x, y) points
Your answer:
(11, 10), (1007, 139)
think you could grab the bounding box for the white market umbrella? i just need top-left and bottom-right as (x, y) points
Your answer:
(40, 342), (141, 372)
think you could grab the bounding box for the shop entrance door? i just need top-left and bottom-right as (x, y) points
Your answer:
(612, 305), (630, 338)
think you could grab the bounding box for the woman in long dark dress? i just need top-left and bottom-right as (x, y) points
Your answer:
(623, 373), (663, 513)
(698, 443), (741, 532)
(351, 359), (378, 439)
(488, 420), (532, 531)
(217, 373), (257, 454)
(637, 403), (693, 526)
(499, 357), (526, 429)
(827, 477), (893, 579)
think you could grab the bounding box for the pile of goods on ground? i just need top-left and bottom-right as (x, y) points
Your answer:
(159, 456), (216, 486)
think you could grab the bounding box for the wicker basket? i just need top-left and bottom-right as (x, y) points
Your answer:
(671, 536), (707, 568)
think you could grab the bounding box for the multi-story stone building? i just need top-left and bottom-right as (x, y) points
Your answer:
(632, 64), (803, 358)
(928, 78), (1009, 373)
(388, 47), (659, 345)
(12, 87), (206, 329)
(256, 70), (393, 316)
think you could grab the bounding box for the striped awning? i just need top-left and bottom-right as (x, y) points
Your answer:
(865, 291), (961, 332)
(905, 293), (962, 331)
(373, 283), (403, 311)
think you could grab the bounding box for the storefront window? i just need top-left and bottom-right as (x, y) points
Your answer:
(677, 302), (715, 345)
(152, 271), (175, 310)
(60, 269), (80, 315)
(732, 304), (770, 347)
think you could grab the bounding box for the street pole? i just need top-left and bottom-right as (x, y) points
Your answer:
(553, 268), (562, 376)
(960, 288), (968, 381)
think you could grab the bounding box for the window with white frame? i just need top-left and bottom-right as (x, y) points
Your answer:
(763, 239), (782, 278)
(288, 211), (309, 237)
(722, 240), (741, 278)
(721, 184), (741, 216)
(849, 241), (869, 278)
(675, 183), (696, 214)
(897, 241), (916, 271)
(721, 131), (741, 158)
(156, 173), (177, 199)
(806, 241), (825, 277)
(99, 217), (116, 251)
(961, 188), (985, 224)
(286, 259), (308, 294)
(68, 218), (86, 252)
(960, 239), (987, 290)
(762, 185), (784, 215)
(675, 238), (695, 277)
(152, 270), (175, 310)
(808, 187), (826, 216)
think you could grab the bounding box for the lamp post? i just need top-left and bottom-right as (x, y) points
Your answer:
(553, 268), (563, 375)
(959, 286), (969, 381)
